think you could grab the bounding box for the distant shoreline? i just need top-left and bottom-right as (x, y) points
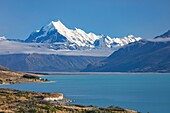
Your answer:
(28, 71), (170, 75)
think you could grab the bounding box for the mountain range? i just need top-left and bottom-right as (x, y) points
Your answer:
(0, 54), (104, 72)
(25, 20), (141, 50)
(0, 20), (169, 72)
(83, 30), (170, 72)
(0, 20), (140, 72)
(0, 20), (142, 57)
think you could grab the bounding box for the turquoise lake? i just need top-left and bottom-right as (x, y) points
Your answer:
(0, 74), (170, 113)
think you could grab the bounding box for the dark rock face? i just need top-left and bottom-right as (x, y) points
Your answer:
(0, 54), (104, 72)
(83, 40), (170, 72)
(25, 30), (43, 43)
(25, 29), (68, 43)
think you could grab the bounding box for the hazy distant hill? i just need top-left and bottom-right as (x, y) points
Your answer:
(0, 54), (104, 72)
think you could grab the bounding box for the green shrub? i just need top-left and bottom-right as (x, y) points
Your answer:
(23, 74), (40, 79)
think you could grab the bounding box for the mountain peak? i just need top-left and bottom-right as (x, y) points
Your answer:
(50, 20), (68, 31)
(127, 34), (134, 38)
(41, 20), (69, 33)
(51, 20), (63, 26)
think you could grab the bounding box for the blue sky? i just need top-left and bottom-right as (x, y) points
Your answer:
(0, 0), (170, 39)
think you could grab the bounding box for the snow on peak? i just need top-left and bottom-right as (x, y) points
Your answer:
(26, 20), (142, 49)
(35, 30), (40, 32)
(0, 36), (6, 41)
(40, 20), (102, 47)
(41, 20), (67, 33)
(125, 35), (142, 41)
(51, 20), (69, 32)
(110, 35), (142, 46)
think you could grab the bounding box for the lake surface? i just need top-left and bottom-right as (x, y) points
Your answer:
(1, 73), (170, 113)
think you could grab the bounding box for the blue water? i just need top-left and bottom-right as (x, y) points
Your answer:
(0, 74), (170, 113)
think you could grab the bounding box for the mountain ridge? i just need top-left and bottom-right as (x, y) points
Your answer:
(155, 30), (170, 39)
(82, 29), (170, 72)
(0, 54), (105, 72)
(25, 20), (142, 50)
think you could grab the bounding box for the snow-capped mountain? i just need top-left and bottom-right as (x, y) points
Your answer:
(25, 20), (142, 50)
(83, 38), (170, 72)
(25, 21), (102, 49)
(94, 35), (141, 48)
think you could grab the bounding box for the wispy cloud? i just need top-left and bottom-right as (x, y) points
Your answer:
(146, 38), (170, 42)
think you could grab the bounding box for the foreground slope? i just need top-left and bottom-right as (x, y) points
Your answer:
(83, 37), (170, 72)
(0, 88), (138, 113)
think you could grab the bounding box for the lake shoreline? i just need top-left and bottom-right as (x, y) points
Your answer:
(28, 71), (170, 75)
(5, 73), (168, 113)
(0, 70), (48, 85)
(0, 88), (139, 113)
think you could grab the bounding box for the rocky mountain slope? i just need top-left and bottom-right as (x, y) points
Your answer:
(83, 30), (170, 72)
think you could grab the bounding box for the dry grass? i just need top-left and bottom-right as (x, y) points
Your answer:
(0, 88), (139, 113)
